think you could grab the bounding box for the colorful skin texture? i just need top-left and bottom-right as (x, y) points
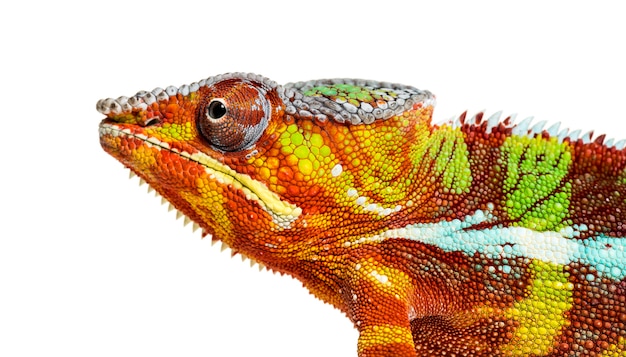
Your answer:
(98, 73), (626, 356)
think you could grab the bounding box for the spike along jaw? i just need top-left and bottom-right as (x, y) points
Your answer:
(98, 73), (306, 262)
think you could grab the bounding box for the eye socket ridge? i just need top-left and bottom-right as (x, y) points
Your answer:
(206, 98), (227, 120)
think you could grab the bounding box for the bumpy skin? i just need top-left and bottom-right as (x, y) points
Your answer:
(98, 73), (626, 356)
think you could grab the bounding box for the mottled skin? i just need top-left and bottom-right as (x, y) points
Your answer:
(98, 73), (626, 356)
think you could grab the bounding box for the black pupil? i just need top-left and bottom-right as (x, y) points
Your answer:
(207, 100), (227, 119)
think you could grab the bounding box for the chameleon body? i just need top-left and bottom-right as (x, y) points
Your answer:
(97, 73), (626, 356)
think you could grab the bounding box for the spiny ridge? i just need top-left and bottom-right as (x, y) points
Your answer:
(437, 111), (626, 149)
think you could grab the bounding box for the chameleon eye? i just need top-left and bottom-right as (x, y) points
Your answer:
(207, 99), (227, 120)
(197, 80), (271, 152)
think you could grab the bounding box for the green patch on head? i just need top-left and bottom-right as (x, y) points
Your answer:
(303, 84), (400, 108)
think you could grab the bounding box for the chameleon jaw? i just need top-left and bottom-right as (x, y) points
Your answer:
(99, 122), (302, 229)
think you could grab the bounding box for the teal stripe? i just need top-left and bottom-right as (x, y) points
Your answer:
(372, 210), (626, 280)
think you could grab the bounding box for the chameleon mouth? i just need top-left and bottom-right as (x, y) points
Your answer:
(99, 122), (302, 229)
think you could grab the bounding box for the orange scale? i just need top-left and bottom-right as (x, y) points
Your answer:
(178, 160), (194, 172)
(284, 154), (299, 167)
(274, 185), (287, 195)
(293, 171), (305, 182)
(174, 162), (191, 177)
(246, 212), (258, 221)
(306, 185), (321, 197)
(248, 164), (261, 175)
(147, 102), (159, 112)
(233, 211), (246, 223)
(126, 141), (139, 151)
(176, 106), (187, 118)
(225, 199), (238, 212)
(287, 185), (300, 196)
(277, 166), (294, 181)
(164, 104), (179, 119)
(188, 165), (203, 177)
(157, 154), (172, 168)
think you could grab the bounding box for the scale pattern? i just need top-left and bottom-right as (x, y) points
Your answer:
(97, 72), (626, 356)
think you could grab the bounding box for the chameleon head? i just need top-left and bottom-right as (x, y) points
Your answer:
(97, 73), (300, 255)
(98, 73), (435, 266)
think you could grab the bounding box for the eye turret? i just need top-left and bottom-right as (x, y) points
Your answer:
(197, 79), (272, 152)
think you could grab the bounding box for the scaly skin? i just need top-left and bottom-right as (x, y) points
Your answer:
(98, 73), (626, 356)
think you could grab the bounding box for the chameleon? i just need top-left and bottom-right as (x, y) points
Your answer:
(97, 72), (626, 356)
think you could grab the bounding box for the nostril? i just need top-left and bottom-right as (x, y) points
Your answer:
(144, 117), (161, 127)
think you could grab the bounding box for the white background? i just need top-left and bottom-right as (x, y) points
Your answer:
(1, 1), (625, 356)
